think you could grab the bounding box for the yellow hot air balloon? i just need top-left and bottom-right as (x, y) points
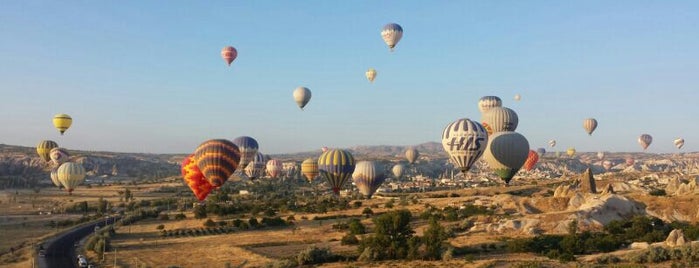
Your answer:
(53, 114), (72, 135)
(37, 140), (58, 162)
(566, 147), (576, 157)
(301, 158), (319, 183)
(365, 68), (377, 83)
(57, 162), (86, 195)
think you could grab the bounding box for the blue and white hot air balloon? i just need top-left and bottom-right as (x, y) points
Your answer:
(381, 23), (403, 52)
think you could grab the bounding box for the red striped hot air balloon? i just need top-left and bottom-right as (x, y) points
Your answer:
(194, 139), (241, 187)
(221, 46), (237, 66)
(523, 150), (539, 171)
(181, 154), (213, 201)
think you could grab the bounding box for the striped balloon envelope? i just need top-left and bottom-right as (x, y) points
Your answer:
(52, 114), (72, 135)
(49, 147), (70, 167)
(478, 96), (502, 114)
(301, 158), (319, 183)
(266, 159), (283, 179)
(318, 149), (356, 194)
(221, 46), (237, 66)
(37, 140), (58, 162)
(232, 136), (259, 171)
(583, 118), (598, 135)
(405, 147), (419, 164)
(523, 150), (539, 171)
(441, 118), (489, 173)
(57, 162), (86, 194)
(352, 161), (386, 198)
(181, 154), (213, 201)
(194, 139), (240, 187)
(381, 23), (403, 51)
(483, 131), (530, 184)
(481, 107), (518, 135)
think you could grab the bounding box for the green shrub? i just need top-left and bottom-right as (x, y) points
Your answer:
(341, 234), (359, 245)
(156, 224), (165, 230)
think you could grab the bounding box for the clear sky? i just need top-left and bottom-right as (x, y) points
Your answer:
(1, 1), (698, 154)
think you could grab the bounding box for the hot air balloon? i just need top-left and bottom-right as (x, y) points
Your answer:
(405, 147), (419, 164)
(602, 160), (613, 171)
(481, 107), (518, 135)
(181, 154), (213, 201)
(57, 162), (85, 194)
(49, 148), (70, 167)
(392, 164), (405, 180)
(221, 46), (237, 66)
(583, 118), (598, 136)
(638, 134), (653, 150)
(625, 157), (635, 166)
(366, 68), (377, 83)
(37, 140), (58, 162)
(53, 114), (72, 135)
(244, 153), (266, 180)
(194, 139), (241, 187)
(549, 140), (556, 148)
(523, 150), (539, 171)
(381, 23), (403, 52)
(266, 159), (283, 179)
(477, 96), (502, 114)
(352, 161), (386, 198)
(482, 131), (529, 184)
(232, 136), (259, 170)
(566, 147), (576, 157)
(318, 149), (356, 194)
(674, 138), (685, 149)
(596, 151), (605, 160)
(321, 146), (328, 153)
(49, 167), (61, 188)
(514, 94), (521, 101)
(536, 148), (546, 157)
(301, 158), (319, 183)
(293, 87), (312, 110)
(441, 118), (489, 173)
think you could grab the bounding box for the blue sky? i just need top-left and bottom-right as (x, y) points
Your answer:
(1, 1), (697, 154)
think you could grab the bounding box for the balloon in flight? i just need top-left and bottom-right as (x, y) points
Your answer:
(514, 94), (521, 101)
(638, 134), (653, 150)
(405, 147), (419, 164)
(674, 138), (685, 149)
(583, 118), (598, 136)
(317, 149), (356, 194)
(381, 23), (403, 52)
(50, 167), (61, 188)
(49, 147), (70, 167)
(57, 162), (86, 194)
(441, 118), (488, 173)
(352, 161), (386, 198)
(181, 154), (213, 201)
(477, 96), (502, 114)
(293, 87), (312, 110)
(366, 68), (377, 83)
(244, 152), (266, 180)
(536, 148), (546, 157)
(266, 159), (283, 179)
(301, 158), (319, 183)
(37, 140), (58, 162)
(523, 150), (539, 171)
(482, 131), (529, 184)
(481, 107), (518, 135)
(232, 136), (259, 171)
(602, 160), (613, 171)
(194, 139), (241, 187)
(566, 147), (576, 157)
(221, 46), (237, 66)
(549, 140), (556, 148)
(53, 114), (72, 135)
(392, 164), (405, 180)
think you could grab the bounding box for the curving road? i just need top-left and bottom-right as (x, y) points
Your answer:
(37, 217), (119, 268)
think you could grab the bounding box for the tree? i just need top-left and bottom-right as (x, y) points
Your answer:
(124, 188), (133, 202)
(348, 218), (365, 235)
(362, 207), (374, 217)
(422, 217), (448, 260)
(193, 205), (207, 219)
(358, 210), (415, 260)
(97, 197), (108, 214)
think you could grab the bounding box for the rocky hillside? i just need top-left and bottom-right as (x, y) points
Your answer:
(0, 144), (182, 189)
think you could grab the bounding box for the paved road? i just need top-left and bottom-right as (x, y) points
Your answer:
(38, 217), (118, 268)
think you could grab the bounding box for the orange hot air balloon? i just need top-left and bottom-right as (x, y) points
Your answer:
(523, 150), (539, 171)
(181, 154), (213, 201)
(221, 46), (238, 66)
(194, 139), (241, 187)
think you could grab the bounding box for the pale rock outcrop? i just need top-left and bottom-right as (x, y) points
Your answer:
(601, 183), (615, 194)
(629, 242), (650, 250)
(665, 229), (688, 247)
(568, 192), (586, 209)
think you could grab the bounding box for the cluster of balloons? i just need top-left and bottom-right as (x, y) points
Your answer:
(37, 114), (86, 195)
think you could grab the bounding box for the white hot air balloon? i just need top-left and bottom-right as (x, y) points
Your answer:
(481, 107), (519, 135)
(597, 151), (605, 160)
(513, 94), (521, 101)
(441, 118), (489, 173)
(352, 161), (386, 198)
(674, 138), (685, 149)
(57, 162), (86, 195)
(549, 140), (556, 148)
(366, 68), (377, 83)
(405, 147), (419, 164)
(293, 87), (312, 110)
(477, 96), (502, 114)
(392, 164), (405, 180)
